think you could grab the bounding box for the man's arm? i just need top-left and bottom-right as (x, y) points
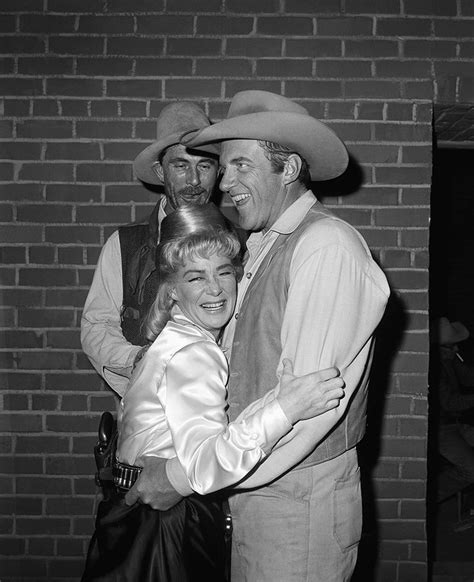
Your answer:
(81, 231), (141, 397)
(236, 220), (389, 488)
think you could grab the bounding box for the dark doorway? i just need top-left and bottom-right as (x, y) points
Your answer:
(428, 144), (474, 579)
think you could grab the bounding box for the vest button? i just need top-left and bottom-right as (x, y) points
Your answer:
(235, 313), (239, 320)
(246, 272), (252, 279)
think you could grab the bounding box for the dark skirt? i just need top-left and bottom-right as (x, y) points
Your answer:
(81, 490), (228, 582)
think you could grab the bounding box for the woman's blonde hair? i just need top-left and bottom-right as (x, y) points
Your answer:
(142, 204), (242, 342)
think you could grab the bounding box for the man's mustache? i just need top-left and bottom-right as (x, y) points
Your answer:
(178, 186), (206, 197)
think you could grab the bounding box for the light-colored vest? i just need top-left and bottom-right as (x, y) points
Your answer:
(228, 202), (372, 467)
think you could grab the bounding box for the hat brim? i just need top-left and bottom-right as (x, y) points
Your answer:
(182, 112), (349, 181)
(133, 132), (220, 185)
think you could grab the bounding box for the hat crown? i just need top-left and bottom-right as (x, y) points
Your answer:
(228, 90), (309, 119)
(157, 101), (211, 139)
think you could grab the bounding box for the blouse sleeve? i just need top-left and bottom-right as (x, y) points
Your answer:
(164, 340), (291, 495)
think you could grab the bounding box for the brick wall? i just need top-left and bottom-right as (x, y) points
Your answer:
(1, 1), (472, 581)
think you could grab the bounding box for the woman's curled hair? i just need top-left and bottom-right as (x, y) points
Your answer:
(143, 205), (242, 343)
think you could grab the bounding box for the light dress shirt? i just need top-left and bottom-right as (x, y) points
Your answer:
(117, 306), (292, 496)
(81, 196), (167, 397)
(216, 191), (390, 488)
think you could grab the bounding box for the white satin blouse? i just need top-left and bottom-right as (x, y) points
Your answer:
(117, 307), (291, 495)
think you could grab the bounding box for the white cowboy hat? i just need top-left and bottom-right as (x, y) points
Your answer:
(181, 90), (349, 181)
(133, 101), (219, 185)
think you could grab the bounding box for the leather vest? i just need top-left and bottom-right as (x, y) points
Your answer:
(119, 203), (161, 347)
(227, 203), (371, 468)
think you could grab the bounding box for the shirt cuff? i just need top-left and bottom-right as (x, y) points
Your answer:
(165, 457), (194, 496)
(251, 398), (292, 453)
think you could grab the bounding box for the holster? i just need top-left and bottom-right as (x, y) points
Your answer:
(94, 411), (118, 498)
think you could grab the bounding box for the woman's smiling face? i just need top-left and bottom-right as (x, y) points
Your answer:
(170, 251), (237, 338)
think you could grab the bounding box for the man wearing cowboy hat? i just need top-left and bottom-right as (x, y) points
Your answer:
(433, 317), (474, 503)
(138, 90), (389, 581)
(81, 102), (220, 397)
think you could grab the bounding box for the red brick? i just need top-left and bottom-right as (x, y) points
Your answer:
(0, 372), (42, 391)
(434, 18), (474, 37)
(226, 38), (283, 57)
(0, 57), (14, 73)
(0, 246), (27, 263)
(385, 269), (428, 290)
(2, 78), (43, 97)
(0, 538), (26, 555)
(198, 58), (253, 77)
(376, 17), (432, 36)
(20, 14), (75, 33)
(49, 35), (104, 55)
(4, 394), (29, 411)
(120, 100), (148, 117)
(3, 99), (30, 116)
(0, 36), (46, 54)
(0, 120), (14, 138)
(0, 557), (48, 577)
(257, 16), (313, 35)
(404, 39), (457, 58)
(47, 496), (94, 515)
(77, 56), (133, 76)
(18, 162), (74, 182)
(318, 59), (372, 78)
(45, 142), (101, 160)
(345, 0), (400, 13)
(286, 38), (341, 57)
(375, 207), (429, 227)
(76, 120), (133, 139)
(46, 184), (101, 203)
(28, 537), (55, 555)
(166, 79), (221, 98)
(16, 517), (70, 536)
(317, 16), (373, 35)
(0, 225), (43, 244)
(18, 56), (73, 75)
(46, 453), (96, 474)
(49, 558), (86, 578)
(138, 14), (194, 34)
(30, 394), (59, 412)
(16, 352), (75, 370)
(47, 78), (103, 97)
(224, 80), (282, 98)
(347, 80), (403, 98)
(90, 99), (119, 117)
(45, 372), (101, 392)
(60, 99), (90, 116)
(78, 15), (134, 33)
(61, 395), (89, 411)
(286, 80), (342, 98)
(104, 184), (156, 203)
(45, 289), (88, 307)
(0, 331), (43, 349)
(57, 246), (84, 265)
(16, 119), (73, 139)
(33, 99), (61, 116)
(376, 166), (431, 185)
(18, 204), (73, 223)
(226, 0), (279, 12)
(76, 205), (131, 224)
(107, 0), (164, 10)
(107, 36), (164, 56)
(76, 163), (133, 183)
(48, 0), (104, 11)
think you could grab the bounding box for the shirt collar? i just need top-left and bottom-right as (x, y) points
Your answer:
(269, 190), (317, 235)
(170, 305), (217, 343)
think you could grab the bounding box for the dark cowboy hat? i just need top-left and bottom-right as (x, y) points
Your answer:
(181, 90), (349, 181)
(133, 102), (219, 186)
(434, 317), (470, 346)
